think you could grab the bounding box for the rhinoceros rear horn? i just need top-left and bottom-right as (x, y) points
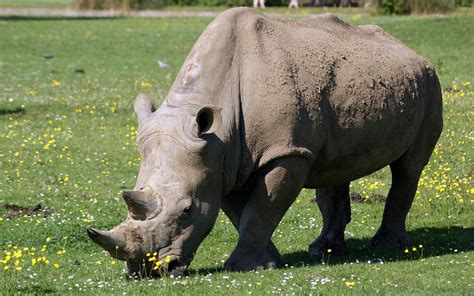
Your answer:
(122, 190), (159, 220)
(134, 93), (156, 123)
(196, 105), (222, 136)
(86, 227), (126, 260)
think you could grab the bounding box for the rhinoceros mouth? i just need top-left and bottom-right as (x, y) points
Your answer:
(165, 256), (190, 277)
(124, 256), (191, 278)
(126, 255), (192, 278)
(157, 253), (194, 276)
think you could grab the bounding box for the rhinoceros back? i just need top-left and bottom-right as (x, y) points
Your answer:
(164, 8), (442, 188)
(229, 9), (442, 186)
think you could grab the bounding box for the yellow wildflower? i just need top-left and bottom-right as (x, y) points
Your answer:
(141, 81), (152, 88)
(345, 281), (356, 287)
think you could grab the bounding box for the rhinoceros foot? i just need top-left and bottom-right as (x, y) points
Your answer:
(224, 244), (283, 272)
(371, 227), (409, 249)
(308, 237), (346, 256)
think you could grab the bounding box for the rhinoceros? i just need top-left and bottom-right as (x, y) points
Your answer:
(87, 8), (442, 276)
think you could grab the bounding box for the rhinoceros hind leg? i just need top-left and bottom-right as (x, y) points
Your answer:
(372, 128), (440, 248)
(371, 161), (421, 248)
(371, 69), (442, 249)
(308, 183), (350, 255)
(224, 157), (310, 272)
(372, 76), (442, 248)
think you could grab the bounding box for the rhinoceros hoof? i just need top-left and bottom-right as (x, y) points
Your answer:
(224, 248), (282, 272)
(308, 239), (346, 256)
(371, 229), (409, 249)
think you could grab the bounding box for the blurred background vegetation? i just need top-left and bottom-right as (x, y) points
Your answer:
(73, 0), (472, 11)
(376, 0), (472, 14)
(0, 0), (471, 13)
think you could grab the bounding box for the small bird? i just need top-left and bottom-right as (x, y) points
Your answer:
(157, 59), (171, 69)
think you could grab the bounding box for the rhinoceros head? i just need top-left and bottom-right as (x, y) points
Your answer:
(87, 93), (224, 277)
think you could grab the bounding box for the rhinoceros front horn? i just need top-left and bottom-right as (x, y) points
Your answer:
(122, 190), (159, 220)
(86, 227), (126, 260)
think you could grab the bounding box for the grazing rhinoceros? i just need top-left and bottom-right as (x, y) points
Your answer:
(87, 7), (442, 276)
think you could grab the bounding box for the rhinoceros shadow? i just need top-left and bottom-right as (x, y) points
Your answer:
(189, 226), (473, 275)
(280, 226), (474, 267)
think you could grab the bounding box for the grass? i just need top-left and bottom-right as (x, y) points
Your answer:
(0, 12), (473, 295)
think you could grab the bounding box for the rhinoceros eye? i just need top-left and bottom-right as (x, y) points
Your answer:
(180, 205), (192, 219)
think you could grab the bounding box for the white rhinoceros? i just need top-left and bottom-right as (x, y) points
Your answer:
(87, 8), (442, 276)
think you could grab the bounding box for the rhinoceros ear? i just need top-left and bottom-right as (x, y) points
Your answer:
(134, 93), (156, 123)
(195, 105), (222, 136)
(122, 190), (159, 220)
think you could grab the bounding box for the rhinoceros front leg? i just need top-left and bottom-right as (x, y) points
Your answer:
(221, 192), (282, 266)
(308, 183), (351, 255)
(224, 157), (310, 272)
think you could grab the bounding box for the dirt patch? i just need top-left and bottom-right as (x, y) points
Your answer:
(309, 192), (386, 204)
(350, 192), (386, 203)
(0, 106), (25, 116)
(4, 203), (54, 220)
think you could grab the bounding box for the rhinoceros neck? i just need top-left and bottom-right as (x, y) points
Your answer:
(162, 10), (256, 195)
(165, 9), (245, 106)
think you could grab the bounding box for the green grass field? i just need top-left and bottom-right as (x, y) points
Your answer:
(0, 12), (473, 295)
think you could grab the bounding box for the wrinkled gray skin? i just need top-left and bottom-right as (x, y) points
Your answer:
(87, 8), (442, 276)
